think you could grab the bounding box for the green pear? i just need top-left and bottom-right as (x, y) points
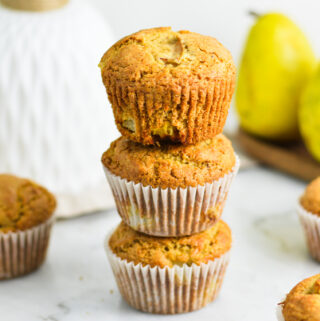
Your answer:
(236, 13), (316, 141)
(299, 64), (320, 162)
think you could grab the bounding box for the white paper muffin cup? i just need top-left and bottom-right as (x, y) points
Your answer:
(104, 234), (230, 314)
(0, 216), (55, 280)
(297, 202), (320, 261)
(103, 155), (239, 237)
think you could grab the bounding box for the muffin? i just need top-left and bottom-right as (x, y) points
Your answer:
(298, 177), (320, 261)
(102, 134), (239, 236)
(278, 274), (320, 321)
(99, 27), (236, 145)
(0, 174), (56, 279)
(105, 220), (232, 314)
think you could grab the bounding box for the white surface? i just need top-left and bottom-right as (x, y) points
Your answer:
(0, 1), (118, 217)
(1, 166), (319, 321)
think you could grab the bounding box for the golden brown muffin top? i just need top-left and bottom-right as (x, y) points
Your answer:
(99, 27), (235, 88)
(282, 274), (320, 321)
(300, 177), (320, 216)
(109, 220), (231, 268)
(102, 134), (236, 189)
(0, 174), (56, 233)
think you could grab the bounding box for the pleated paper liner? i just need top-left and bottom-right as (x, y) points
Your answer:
(297, 202), (320, 261)
(0, 216), (55, 279)
(104, 235), (230, 314)
(103, 155), (239, 237)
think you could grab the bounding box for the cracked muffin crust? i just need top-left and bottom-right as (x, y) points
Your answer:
(0, 174), (56, 233)
(282, 274), (320, 321)
(300, 177), (320, 216)
(109, 220), (231, 268)
(99, 27), (236, 145)
(102, 134), (236, 189)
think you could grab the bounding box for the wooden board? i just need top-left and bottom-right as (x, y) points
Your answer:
(235, 129), (320, 181)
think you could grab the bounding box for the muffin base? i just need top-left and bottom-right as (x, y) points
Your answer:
(298, 203), (320, 261)
(0, 216), (55, 280)
(103, 155), (239, 237)
(106, 76), (235, 145)
(105, 233), (230, 314)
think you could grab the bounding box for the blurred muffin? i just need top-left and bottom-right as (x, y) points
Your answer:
(102, 134), (239, 236)
(106, 220), (232, 314)
(0, 174), (56, 279)
(0, 174), (56, 233)
(300, 177), (320, 215)
(280, 274), (320, 321)
(99, 27), (236, 145)
(298, 177), (320, 261)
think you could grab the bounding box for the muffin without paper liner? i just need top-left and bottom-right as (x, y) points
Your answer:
(99, 27), (236, 145)
(277, 274), (320, 321)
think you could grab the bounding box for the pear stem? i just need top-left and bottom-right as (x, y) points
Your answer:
(249, 11), (261, 19)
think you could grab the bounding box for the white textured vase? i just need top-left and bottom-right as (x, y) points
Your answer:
(0, 0), (117, 217)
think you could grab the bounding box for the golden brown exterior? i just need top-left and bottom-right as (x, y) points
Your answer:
(99, 27), (236, 145)
(102, 134), (236, 189)
(0, 174), (56, 232)
(282, 274), (320, 321)
(109, 220), (232, 268)
(301, 177), (320, 216)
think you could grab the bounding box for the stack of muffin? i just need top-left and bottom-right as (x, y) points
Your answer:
(99, 27), (239, 314)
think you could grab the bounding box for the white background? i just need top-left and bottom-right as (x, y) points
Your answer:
(91, 0), (320, 67)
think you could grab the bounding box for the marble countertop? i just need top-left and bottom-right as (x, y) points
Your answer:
(2, 166), (319, 321)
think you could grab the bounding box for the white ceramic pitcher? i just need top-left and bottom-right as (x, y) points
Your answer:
(0, 0), (117, 217)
